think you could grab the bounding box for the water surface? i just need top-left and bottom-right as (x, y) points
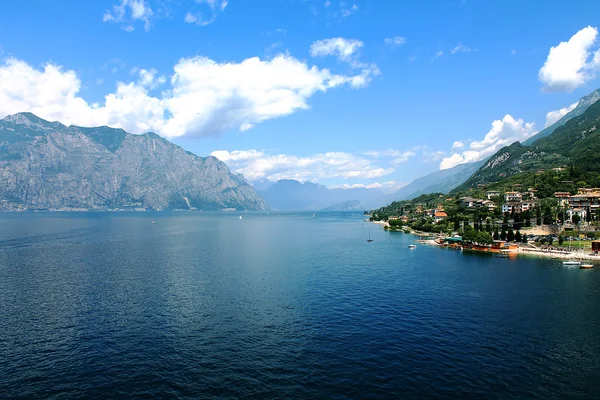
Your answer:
(1, 212), (599, 399)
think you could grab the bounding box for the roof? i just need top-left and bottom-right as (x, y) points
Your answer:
(435, 211), (447, 217)
(505, 191), (520, 194)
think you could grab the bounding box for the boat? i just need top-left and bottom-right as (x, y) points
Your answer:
(312, 213), (316, 218)
(239, 215), (243, 220)
(152, 220), (155, 224)
(580, 263), (594, 269)
(367, 229), (373, 242)
(408, 244), (416, 249)
(563, 260), (581, 266)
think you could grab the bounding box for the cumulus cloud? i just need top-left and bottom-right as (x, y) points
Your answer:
(451, 141), (464, 149)
(210, 149), (395, 182)
(103, 0), (154, 31)
(545, 102), (578, 127)
(363, 148), (417, 164)
(538, 26), (600, 92)
(310, 38), (363, 61)
(384, 36), (407, 48)
(432, 51), (443, 61)
(0, 53), (377, 139)
(439, 114), (536, 170)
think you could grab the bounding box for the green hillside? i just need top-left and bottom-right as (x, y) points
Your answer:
(455, 96), (600, 192)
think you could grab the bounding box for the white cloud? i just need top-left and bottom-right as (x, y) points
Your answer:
(450, 44), (471, 54)
(384, 36), (407, 48)
(451, 141), (464, 149)
(103, 0), (153, 31)
(539, 26), (600, 92)
(439, 114), (536, 170)
(545, 102), (578, 127)
(210, 149), (395, 182)
(432, 51), (443, 61)
(340, 3), (358, 18)
(0, 53), (377, 139)
(324, 0), (331, 6)
(422, 151), (446, 163)
(184, 0), (228, 26)
(310, 38), (363, 61)
(328, 181), (406, 194)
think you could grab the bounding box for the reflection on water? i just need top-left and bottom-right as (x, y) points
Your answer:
(0, 212), (599, 399)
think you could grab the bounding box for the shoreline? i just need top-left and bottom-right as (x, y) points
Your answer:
(368, 220), (600, 263)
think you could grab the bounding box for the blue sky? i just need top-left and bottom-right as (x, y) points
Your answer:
(1, 0), (600, 192)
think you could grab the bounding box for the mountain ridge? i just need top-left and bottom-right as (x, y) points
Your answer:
(0, 112), (267, 211)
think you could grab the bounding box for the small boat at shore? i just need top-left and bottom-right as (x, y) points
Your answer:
(408, 244), (416, 249)
(580, 263), (594, 269)
(563, 260), (581, 266)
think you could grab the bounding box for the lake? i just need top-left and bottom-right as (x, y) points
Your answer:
(1, 212), (599, 399)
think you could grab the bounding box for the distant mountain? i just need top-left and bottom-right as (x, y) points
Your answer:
(0, 112), (267, 211)
(320, 199), (362, 211)
(383, 160), (484, 201)
(454, 94), (600, 192)
(257, 179), (387, 211)
(522, 88), (600, 145)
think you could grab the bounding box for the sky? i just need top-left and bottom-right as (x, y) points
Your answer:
(1, 0), (600, 193)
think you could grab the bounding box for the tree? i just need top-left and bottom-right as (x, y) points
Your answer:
(476, 231), (493, 245)
(493, 230), (499, 240)
(501, 229), (507, 241)
(549, 237), (554, 246)
(522, 233), (528, 244)
(558, 235), (564, 246)
(573, 214), (581, 225)
(507, 229), (515, 242)
(536, 207), (542, 226)
(586, 208), (592, 224)
(515, 230), (522, 243)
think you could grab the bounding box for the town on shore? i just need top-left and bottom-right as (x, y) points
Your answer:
(368, 186), (600, 262)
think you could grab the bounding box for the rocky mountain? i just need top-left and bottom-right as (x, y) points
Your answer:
(454, 93), (600, 192)
(0, 113), (267, 211)
(522, 88), (600, 145)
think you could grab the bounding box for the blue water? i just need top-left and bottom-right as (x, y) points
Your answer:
(1, 212), (599, 399)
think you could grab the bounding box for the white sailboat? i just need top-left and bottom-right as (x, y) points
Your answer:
(367, 229), (373, 242)
(239, 215), (243, 220)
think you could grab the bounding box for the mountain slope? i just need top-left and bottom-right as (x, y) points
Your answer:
(0, 113), (267, 211)
(257, 179), (386, 211)
(454, 94), (600, 192)
(523, 88), (600, 145)
(386, 160), (483, 201)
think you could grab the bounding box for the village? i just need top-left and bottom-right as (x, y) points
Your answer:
(371, 187), (600, 262)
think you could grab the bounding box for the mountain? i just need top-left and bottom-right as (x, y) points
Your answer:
(0, 112), (267, 211)
(385, 160), (484, 201)
(454, 94), (600, 192)
(522, 88), (600, 145)
(257, 179), (387, 211)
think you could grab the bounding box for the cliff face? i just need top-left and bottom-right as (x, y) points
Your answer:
(0, 113), (267, 211)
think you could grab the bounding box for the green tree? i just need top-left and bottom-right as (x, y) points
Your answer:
(493, 230), (499, 240)
(515, 230), (522, 243)
(536, 207), (542, 226)
(476, 231), (493, 245)
(558, 235), (564, 245)
(573, 214), (581, 225)
(522, 233), (528, 244)
(507, 229), (515, 242)
(501, 229), (507, 241)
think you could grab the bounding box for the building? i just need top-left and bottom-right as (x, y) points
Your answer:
(504, 191), (522, 202)
(593, 240), (600, 255)
(486, 191), (500, 199)
(481, 200), (496, 210)
(460, 197), (479, 208)
(521, 201), (536, 212)
(554, 192), (571, 207)
(568, 188), (600, 213)
(567, 208), (587, 223)
(502, 202), (523, 214)
(434, 211), (448, 223)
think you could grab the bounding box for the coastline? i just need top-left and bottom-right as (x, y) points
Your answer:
(368, 220), (600, 263)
